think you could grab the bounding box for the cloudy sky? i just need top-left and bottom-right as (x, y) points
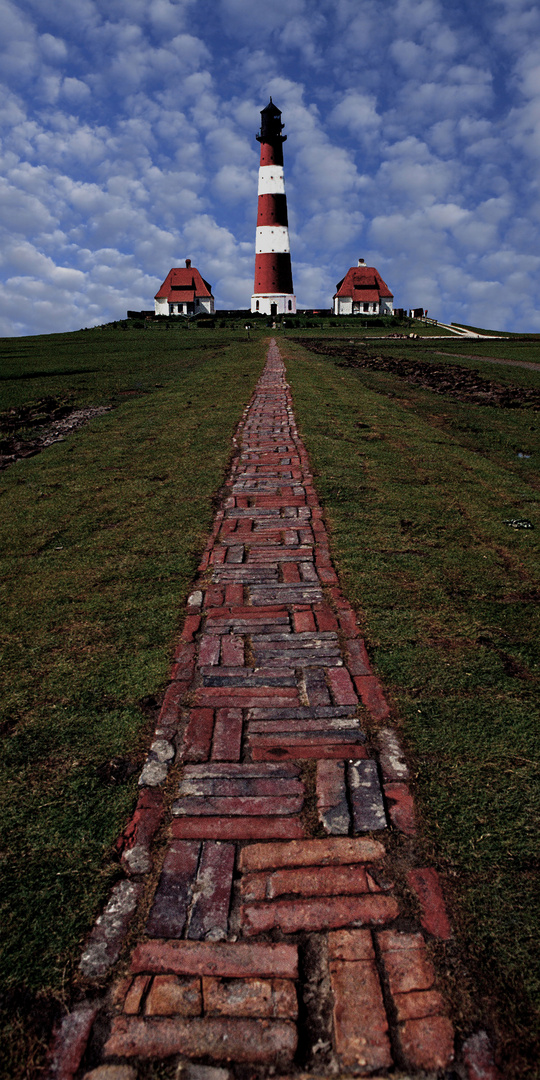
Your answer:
(1, 0), (539, 336)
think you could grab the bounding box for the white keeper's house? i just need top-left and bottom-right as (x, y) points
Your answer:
(333, 258), (394, 316)
(154, 260), (215, 316)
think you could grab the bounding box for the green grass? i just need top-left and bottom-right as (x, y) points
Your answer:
(283, 336), (540, 1078)
(0, 326), (267, 1077)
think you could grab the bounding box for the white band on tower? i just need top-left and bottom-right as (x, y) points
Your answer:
(257, 166), (285, 195)
(255, 226), (291, 254)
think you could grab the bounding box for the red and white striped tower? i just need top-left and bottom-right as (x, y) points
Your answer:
(251, 99), (296, 316)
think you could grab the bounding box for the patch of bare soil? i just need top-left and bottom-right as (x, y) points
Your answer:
(295, 339), (540, 409)
(0, 397), (111, 470)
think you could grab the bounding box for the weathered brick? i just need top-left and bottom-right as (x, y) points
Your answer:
(123, 974), (151, 1015)
(313, 604), (339, 633)
(282, 561), (300, 582)
(220, 634), (244, 666)
(241, 894), (399, 935)
(131, 940), (298, 979)
(292, 609), (316, 633)
(337, 607), (359, 637)
(83, 1068), (137, 1080)
(241, 864), (371, 902)
(327, 667), (357, 705)
(171, 817), (305, 840)
(117, 787), (163, 875)
(225, 583), (244, 605)
(399, 1015), (454, 1071)
(330, 959), (392, 1070)
(303, 668), (331, 706)
(183, 762), (300, 778)
(462, 1031), (501, 1080)
(406, 867), (452, 939)
(382, 946), (436, 994)
(211, 708), (243, 762)
(182, 708), (214, 763)
(173, 796), (303, 816)
(347, 759), (387, 832)
(157, 680), (185, 730)
(385, 782), (416, 836)
(345, 638), (372, 675)
(195, 688), (298, 709)
(144, 975), (202, 1016)
(393, 989), (445, 1021)
(378, 726), (409, 781)
(202, 977), (297, 1019)
(145, 841), (200, 938)
(104, 1015), (297, 1063)
(187, 842), (235, 941)
(49, 1003), (100, 1080)
(328, 929), (374, 961)
(79, 881), (143, 978)
(316, 759), (349, 835)
(353, 675), (390, 719)
(239, 837), (385, 872)
(181, 614), (201, 641)
(199, 635), (220, 666)
(179, 776), (303, 798)
(252, 742), (368, 761)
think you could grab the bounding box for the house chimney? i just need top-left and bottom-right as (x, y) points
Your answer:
(358, 258), (365, 266)
(185, 258), (191, 268)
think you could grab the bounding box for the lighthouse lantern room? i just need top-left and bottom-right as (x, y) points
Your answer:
(251, 100), (296, 316)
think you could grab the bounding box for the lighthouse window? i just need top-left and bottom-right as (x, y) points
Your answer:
(256, 300), (259, 311)
(288, 300), (292, 310)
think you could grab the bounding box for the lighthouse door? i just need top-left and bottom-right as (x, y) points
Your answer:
(270, 302), (277, 316)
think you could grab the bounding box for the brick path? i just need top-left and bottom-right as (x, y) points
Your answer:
(50, 342), (498, 1080)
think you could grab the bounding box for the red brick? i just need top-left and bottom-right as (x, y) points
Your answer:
(241, 864), (371, 902)
(330, 959), (392, 1070)
(383, 947), (436, 995)
(104, 1015), (297, 1063)
(316, 759), (349, 834)
(378, 929), (425, 952)
(187, 842), (235, 941)
(206, 584), (225, 607)
(345, 638), (372, 675)
(462, 1031), (501, 1080)
(313, 604), (339, 632)
(181, 614), (201, 641)
(116, 787), (163, 864)
(211, 708), (242, 761)
(209, 547), (226, 565)
(131, 940), (298, 979)
(393, 989), (445, 1021)
(123, 975), (151, 1015)
(220, 634), (244, 666)
(174, 795), (303, 816)
(317, 566), (339, 584)
(406, 867), (452, 939)
(225, 583), (244, 604)
(157, 681), (185, 729)
(202, 977), (297, 1019)
(337, 608), (360, 637)
(239, 837), (385, 872)
(144, 975), (202, 1016)
(170, 658), (196, 681)
(326, 667), (357, 705)
(282, 561), (300, 582)
(195, 690), (298, 709)
(145, 840), (200, 938)
(241, 894), (399, 935)
(353, 675), (390, 719)
(385, 782), (416, 836)
(182, 708), (214, 763)
(328, 929), (374, 961)
(252, 743), (368, 761)
(399, 1015), (454, 1071)
(171, 817), (305, 840)
(48, 1003), (100, 1080)
(199, 635), (220, 666)
(292, 609), (316, 633)
(172, 640), (196, 664)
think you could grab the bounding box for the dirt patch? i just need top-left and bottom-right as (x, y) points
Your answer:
(294, 339), (540, 409)
(0, 397), (112, 470)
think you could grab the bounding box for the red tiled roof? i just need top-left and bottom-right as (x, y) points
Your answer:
(155, 267), (213, 301)
(334, 266), (393, 300)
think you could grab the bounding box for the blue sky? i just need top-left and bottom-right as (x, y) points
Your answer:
(1, 0), (539, 336)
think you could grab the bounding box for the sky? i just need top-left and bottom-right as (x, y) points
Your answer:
(0, 0), (539, 337)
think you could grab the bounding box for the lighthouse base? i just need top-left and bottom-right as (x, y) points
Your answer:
(251, 293), (296, 316)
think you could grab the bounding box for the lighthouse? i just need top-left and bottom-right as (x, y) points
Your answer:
(251, 99), (296, 316)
